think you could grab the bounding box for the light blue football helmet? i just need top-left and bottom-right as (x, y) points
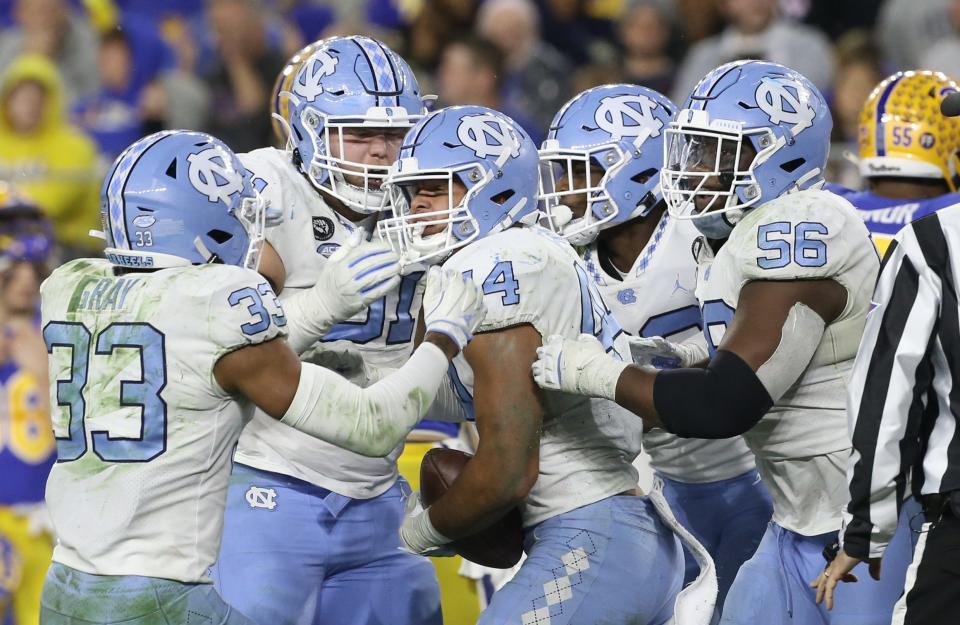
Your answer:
(281, 35), (428, 214)
(99, 130), (265, 269)
(662, 61), (832, 238)
(539, 84), (676, 245)
(377, 105), (540, 265)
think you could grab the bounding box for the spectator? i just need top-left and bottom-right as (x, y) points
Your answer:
(878, 0), (953, 70)
(919, 0), (960, 81)
(0, 55), (100, 258)
(618, 0), (677, 96)
(670, 0), (834, 104)
(436, 36), (543, 144)
(830, 31), (884, 144)
(0, 0), (99, 103)
(476, 0), (570, 136)
(537, 0), (620, 67)
(0, 183), (56, 625)
(73, 19), (210, 159)
(405, 0), (478, 70)
(201, 0), (287, 153)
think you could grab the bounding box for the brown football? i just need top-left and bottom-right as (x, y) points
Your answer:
(420, 447), (524, 568)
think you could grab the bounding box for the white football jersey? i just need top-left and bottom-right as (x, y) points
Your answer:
(582, 215), (755, 484)
(444, 225), (644, 527)
(234, 147), (425, 499)
(694, 189), (879, 535)
(41, 259), (286, 582)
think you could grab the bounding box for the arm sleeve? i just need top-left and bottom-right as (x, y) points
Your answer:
(280, 342), (450, 457)
(654, 349), (774, 438)
(279, 286), (339, 354)
(841, 223), (940, 560)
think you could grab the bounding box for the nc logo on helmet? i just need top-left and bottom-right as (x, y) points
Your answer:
(594, 95), (664, 141)
(755, 77), (815, 131)
(187, 147), (245, 204)
(293, 50), (339, 102)
(457, 114), (522, 161)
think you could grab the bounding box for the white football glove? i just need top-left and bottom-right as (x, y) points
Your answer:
(627, 336), (709, 370)
(317, 229), (402, 320)
(532, 333), (629, 400)
(399, 491), (455, 557)
(282, 230), (403, 353)
(422, 266), (486, 352)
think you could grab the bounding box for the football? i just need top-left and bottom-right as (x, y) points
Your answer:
(420, 448), (525, 568)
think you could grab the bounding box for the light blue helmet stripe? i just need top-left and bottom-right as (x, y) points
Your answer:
(106, 130), (177, 250)
(355, 37), (399, 107)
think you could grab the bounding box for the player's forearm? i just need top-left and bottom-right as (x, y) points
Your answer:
(613, 365), (662, 426)
(280, 342), (450, 456)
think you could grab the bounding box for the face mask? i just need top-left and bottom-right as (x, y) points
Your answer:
(692, 207), (742, 239)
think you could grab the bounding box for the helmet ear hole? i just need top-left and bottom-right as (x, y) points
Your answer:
(165, 159), (178, 179)
(490, 189), (515, 205)
(207, 229), (234, 244)
(779, 157), (806, 173)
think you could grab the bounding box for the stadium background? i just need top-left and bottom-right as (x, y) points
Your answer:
(0, 0), (955, 623)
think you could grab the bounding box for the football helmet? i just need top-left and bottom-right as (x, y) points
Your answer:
(858, 70), (960, 191)
(662, 61), (832, 238)
(377, 105), (540, 265)
(100, 131), (265, 270)
(539, 84), (675, 245)
(283, 36), (427, 213)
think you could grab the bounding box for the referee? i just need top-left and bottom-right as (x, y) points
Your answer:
(811, 197), (960, 623)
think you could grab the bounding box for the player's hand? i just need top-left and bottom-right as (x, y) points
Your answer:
(316, 229), (402, 321)
(810, 551), (880, 610)
(422, 266), (486, 353)
(627, 336), (708, 369)
(399, 491), (455, 557)
(532, 334), (628, 401)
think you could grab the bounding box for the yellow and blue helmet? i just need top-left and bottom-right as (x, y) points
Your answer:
(858, 70), (960, 191)
(270, 39), (328, 147)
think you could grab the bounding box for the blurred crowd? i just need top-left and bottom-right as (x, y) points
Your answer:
(1, 0), (959, 264)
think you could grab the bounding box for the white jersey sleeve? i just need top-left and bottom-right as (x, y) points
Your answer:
(726, 189), (879, 365)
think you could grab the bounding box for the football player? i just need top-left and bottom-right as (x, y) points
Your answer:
(538, 83), (772, 615)
(39, 130), (485, 625)
(532, 61), (904, 624)
(379, 105), (692, 625)
(829, 70), (960, 256)
(0, 186), (56, 625)
(213, 36), (448, 625)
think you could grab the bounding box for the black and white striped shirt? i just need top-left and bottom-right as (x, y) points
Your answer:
(842, 207), (960, 560)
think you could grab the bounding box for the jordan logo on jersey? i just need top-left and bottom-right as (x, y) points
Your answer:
(245, 486), (278, 510)
(594, 95), (663, 142)
(457, 114), (521, 161)
(187, 147), (245, 204)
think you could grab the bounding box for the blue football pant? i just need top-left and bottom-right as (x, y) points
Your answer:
(40, 562), (254, 625)
(720, 504), (920, 625)
(479, 495), (684, 625)
(213, 464), (441, 625)
(657, 469), (773, 614)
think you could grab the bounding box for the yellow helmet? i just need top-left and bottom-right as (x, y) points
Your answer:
(270, 39), (328, 147)
(859, 70), (960, 191)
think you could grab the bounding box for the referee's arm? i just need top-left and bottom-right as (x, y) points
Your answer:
(841, 221), (941, 561)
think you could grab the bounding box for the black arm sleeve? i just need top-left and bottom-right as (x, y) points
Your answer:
(653, 349), (774, 439)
